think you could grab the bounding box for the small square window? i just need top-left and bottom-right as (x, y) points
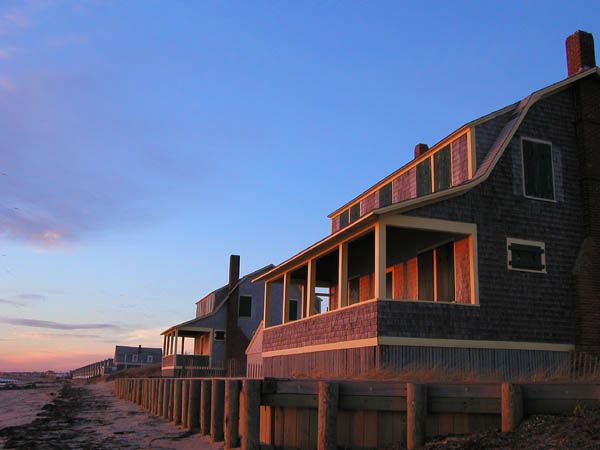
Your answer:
(521, 138), (555, 201)
(339, 210), (349, 228)
(350, 204), (360, 222)
(214, 330), (226, 341)
(239, 295), (252, 317)
(507, 238), (546, 273)
(379, 183), (392, 208)
(416, 159), (432, 197)
(132, 354), (138, 362)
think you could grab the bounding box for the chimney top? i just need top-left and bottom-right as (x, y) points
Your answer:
(414, 143), (429, 158)
(566, 30), (596, 77)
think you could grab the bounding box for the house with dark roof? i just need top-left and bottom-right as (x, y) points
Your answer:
(250, 30), (600, 379)
(114, 345), (162, 371)
(161, 255), (289, 377)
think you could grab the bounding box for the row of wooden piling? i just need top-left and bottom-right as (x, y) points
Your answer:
(114, 378), (524, 450)
(114, 377), (261, 450)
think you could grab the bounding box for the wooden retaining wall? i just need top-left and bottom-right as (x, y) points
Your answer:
(113, 377), (600, 450)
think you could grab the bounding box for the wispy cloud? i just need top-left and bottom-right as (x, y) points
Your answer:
(45, 33), (86, 48)
(0, 47), (21, 59)
(1, 317), (120, 330)
(0, 293), (45, 308)
(19, 331), (102, 339)
(0, 298), (23, 307)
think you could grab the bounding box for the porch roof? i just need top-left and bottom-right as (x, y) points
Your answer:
(254, 68), (600, 284)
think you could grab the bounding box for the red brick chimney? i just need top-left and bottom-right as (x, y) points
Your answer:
(414, 143), (429, 158)
(566, 30), (596, 77)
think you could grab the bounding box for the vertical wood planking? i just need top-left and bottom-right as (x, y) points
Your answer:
(242, 379), (261, 450)
(181, 380), (189, 428)
(188, 380), (201, 431)
(173, 379), (182, 425)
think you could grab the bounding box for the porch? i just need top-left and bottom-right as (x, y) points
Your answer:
(259, 214), (478, 328)
(161, 326), (225, 377)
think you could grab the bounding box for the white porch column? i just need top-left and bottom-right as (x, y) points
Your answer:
(374, 221), (387, 299)
(162, 335), (166, 355)
(338, 242), (348, 308)
(306, 259), (317, 317)
(282, 272), (291, 323)
(263, 281), (271, 328)
(174, 330), (179, 355)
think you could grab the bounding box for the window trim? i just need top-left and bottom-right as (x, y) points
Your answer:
(520, 137), (556, 203)
(238, 295), (252, 319)
(506, 237), (547, 274)
(213, 329), (226, 341)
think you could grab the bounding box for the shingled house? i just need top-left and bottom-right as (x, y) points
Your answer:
(114, 345), (162, 371)
(161, 255), (288, 377)
(251, 31), (600, 379)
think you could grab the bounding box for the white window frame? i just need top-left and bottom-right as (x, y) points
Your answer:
(520, 137), (556, 203)
(132, 354), (138, 363)
(147, 355), (153, 363)
(506, 237), (547, 274)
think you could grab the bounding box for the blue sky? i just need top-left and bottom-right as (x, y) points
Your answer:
(0, 0), (597, 371)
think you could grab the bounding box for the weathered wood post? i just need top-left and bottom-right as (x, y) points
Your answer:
(163, 379), (172, 420)
(168, 379), (175, 421)
(501, 383), (523, 432)
(201, 379), (212, 435)
(173, 379), (182, 425)
(181, 380), (189, 428)
(137, 379), (143, 405)
(318, 381), (338, 450)
(211, 379), (225, 442)
(225, 379), (241, 449)
(407, 383), (427, 449)
(188, 380), (201, 431)
(242, 379), (261, 450)
(158, 379), (165, 416)
(152, 379), (157, 414)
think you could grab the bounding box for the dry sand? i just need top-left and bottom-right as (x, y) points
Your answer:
(0, 380), (223, 449)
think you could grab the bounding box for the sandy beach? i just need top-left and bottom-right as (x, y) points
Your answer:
(0, 381), (223, 449)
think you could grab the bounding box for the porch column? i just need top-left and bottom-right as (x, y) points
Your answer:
(181, 337), (185, 355)
(162, 335), (166, 355)
(374, 221), (387, 299)
(263, 281), (270, 328)
(174, 330), (179, 355)
(166, 335), (171, 355)
(282, 272), (291, 323)
(306, 259), (316, 317)
(338, 242), (348, 309)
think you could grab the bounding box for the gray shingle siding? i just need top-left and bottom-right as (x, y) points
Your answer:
(391, 87), (583, 345)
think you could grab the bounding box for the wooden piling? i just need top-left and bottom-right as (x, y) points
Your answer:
(168, 379), (175, 421)
(501, 383), (523, 432)
(407, 383), (427, 449)
(163, 379), (171, 420)
(211, 379), (225, 442)
(181, 380), (189, 429)
(201, 379), (212, 435)
(242, 379), (261, 450)
(188, 380), (201, 431)
(225, 380), (241, 449)
(317, 381), (338, 450)
(173, 379), (182, 425)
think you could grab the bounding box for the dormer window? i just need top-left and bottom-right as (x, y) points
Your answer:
(521, 138), (555, 201)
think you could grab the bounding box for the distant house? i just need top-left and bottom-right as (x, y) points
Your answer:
(161, 255), (288, 377)
(251, 30), (600, 379)
(114, 345), (162, 371)
(72, 358), (114, 379)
